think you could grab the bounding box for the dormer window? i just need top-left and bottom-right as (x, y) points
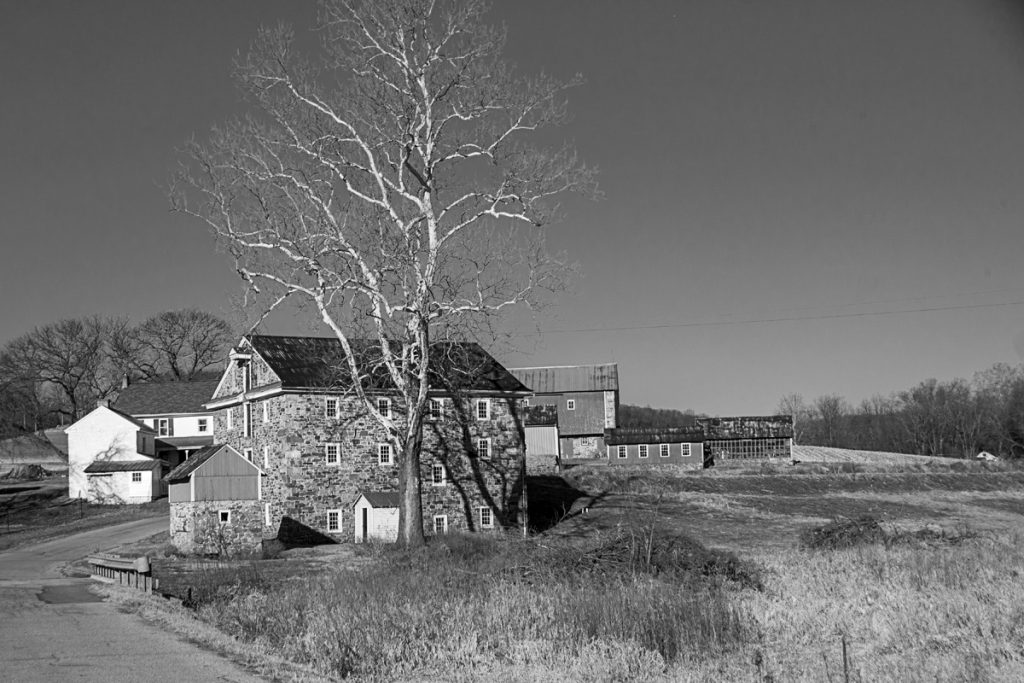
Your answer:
(377, 398), (391, 418)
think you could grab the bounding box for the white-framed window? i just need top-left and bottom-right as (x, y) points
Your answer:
(244, 448), (253, 463)
(476, 399), (490, 420)
(660, 444), (670, 458)
(477, 438), (491, 459)
(433, 515), (448, 534)
(680, 443), (691, 457)
(378, 443), (393, 465)
(264, 503), (271, 526)
(327, 509), (342, 533)
(377, 397), (391, 418)
(197, 418), (208, 433)
(325, 397), (338, 419)
(432, 463), (447, 485)
(639, 444), (649, 459)
(523, 397), (530, 406)
(243, 403), (252, 437)
(617, 445), (627, 459)
(131, 472), (142, 483)
(566, 399), (576, 411)
(157, 418), (170, 437)
(325, 443), (340, 465)
(262, 401), (269, 423)
(226, 407), (233, 431)
(263, 445), (269, 468)
(429, 398), (443, 421)
(219, 510), (231, 524)
(479, 506), (494, 529)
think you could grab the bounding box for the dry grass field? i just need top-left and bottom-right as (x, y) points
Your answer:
(109, 454), (1024, 682)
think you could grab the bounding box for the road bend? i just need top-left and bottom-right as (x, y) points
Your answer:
(0, 517), (265, 682)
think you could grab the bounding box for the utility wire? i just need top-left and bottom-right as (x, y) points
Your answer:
(536, 299), (1024, 335)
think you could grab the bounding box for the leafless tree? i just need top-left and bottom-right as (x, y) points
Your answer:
(812, 394), (849, 448)
(172, 0), (596, 545)
(776, 393), (813, 444)
(118, 309), (233, 381)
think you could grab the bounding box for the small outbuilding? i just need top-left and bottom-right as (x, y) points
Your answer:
(82, 459), (164, 504)
(164, 444), (263, 555)
(353, 491), (400, 543)
(605, 426), (706, 469)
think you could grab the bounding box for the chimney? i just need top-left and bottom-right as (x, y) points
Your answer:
(96, 398), (110, 409)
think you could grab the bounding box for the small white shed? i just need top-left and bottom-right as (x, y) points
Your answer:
(353, 491), (400, 543)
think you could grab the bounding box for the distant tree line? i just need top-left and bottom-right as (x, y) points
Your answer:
(619, 404), (701, 429)
(778, 362), (1024, 458)
(0, 309), (232, 436)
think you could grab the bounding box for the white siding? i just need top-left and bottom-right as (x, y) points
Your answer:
(140, 414), (214, 438)
(65, 406), (159, 504)
(353, 499), (399, 542)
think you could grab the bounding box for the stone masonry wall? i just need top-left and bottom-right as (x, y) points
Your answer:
(170, 499), (263, 556)
(214, 393), (526, 543)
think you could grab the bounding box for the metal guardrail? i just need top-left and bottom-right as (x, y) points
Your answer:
(87, 553), (157, 593)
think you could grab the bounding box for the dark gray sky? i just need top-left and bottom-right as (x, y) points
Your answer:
(4, 0), (1024, 414)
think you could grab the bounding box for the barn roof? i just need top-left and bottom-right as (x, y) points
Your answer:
(357, 491), (400, 508)
(509, 364), (619, 393)
(84, 459), (163, 473)
(605, 426), (705, 446)
(163, 444), (221, 482)
(523, 405), (557, 426)
(245, 335), (529, 394)
(112, 378), (220, 416)
(699, 415), (794, 440)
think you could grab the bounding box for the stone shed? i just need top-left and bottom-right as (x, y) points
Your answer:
(164, 444), (263, 556)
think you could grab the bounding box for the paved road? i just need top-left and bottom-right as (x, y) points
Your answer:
(0, 518), (267, 682)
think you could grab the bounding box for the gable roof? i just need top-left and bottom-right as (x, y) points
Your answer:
(509, 364), (619, 393)
(163, 444), (257, 482)
(605, 426), (705, 446)
(112, 378), (220, 416)
(65, 405), (155, 434)
(84, 459), (163, 473)
(243, 335), (529, 394)
(356, 491), (401, 508)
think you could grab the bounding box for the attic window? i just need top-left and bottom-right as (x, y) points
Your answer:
(377, 398), (391, 418)
(566, 399), (576, 411)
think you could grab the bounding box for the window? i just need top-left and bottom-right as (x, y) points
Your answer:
(660, 444), (670, 458)
(263, 445), (269, 468)
(264, 503), (271, 526)
(523, 397), (530, 406)
(617, 445), (627, 459)
(131, 472), (142, 483)
(477, 438), (491, 459)
(157, 418), (170, 437)
(244, 403), (252, 437)
(262, 401), (269, 423)
(377, 397), (391, 418)
(325, 443), (340, 465)
(325, 397), (339, 419)
(433, 515), (448, 534)
(244, 448), (253, 463)
(327, 510), (342, 533)
(639, 444), (649, 459)
(479, 506), (494, 529)
(680, 443), (691, 457)
(378, 443), (392, 465)
(226, 407), (233, 431)
(429, 398), (443, 421)
(219, 510), (231, 524)
(197, 418), (208, 433)
(432, 463), (446, 485)
(476, 399), (490, 420)
(566, 399), (576, 411)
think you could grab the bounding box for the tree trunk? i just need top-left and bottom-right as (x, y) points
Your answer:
(398, 412), (426, 548)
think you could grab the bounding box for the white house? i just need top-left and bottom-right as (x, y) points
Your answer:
(66, 405), (163, 503)
(111, 377), (219, 469)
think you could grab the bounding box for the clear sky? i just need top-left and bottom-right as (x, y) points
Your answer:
(3, 0), (1024, 415)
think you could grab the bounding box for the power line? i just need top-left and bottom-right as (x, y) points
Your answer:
(536, 299), (1024, 335)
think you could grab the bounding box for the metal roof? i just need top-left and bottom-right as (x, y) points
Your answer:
(84, 459), (163, 473)
(357, 491), (401, 508)
(246, 335), (529, 394)
(163, 444), (223, 482)
(509, 364), (618, 393)
(156, 436), (215, 450)
(605, 426), (705, 445)
(112, 378), (220, 416)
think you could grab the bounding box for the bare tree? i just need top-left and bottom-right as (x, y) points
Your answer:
(812, 394), (849, 448)
(119, 309), (233, 381)
(172, 0), (596, 546)
(776, 393), (813, 443)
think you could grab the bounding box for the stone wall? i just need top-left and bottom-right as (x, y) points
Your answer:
(170, 499), (263, 556)
(214, 393), (526, 543)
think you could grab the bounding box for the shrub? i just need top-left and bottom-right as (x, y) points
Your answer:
(801, 516), (887, 550)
